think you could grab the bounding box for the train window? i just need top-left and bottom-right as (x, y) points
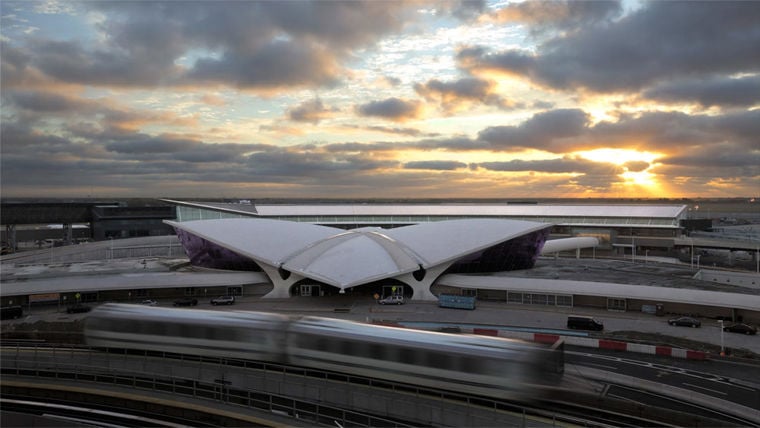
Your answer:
(369, 343), (384, 360)
(426, 351), (451, 370)
(355, 343), (373, 359)
(340, 339), (354, 355)
(397, 347), (416, 364)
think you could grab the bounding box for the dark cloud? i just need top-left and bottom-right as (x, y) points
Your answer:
(461, 2), (760, 93)
(244, 150), (399, 180)
(476, 157), (624, 191)
(187, 40), (341, 89)
(643, 75), (760, 108)
(340, 125), (440, 138)
(623, 161), (650, 173)
(355, 98), (423, 122)
(104, 136), (254, 163)
(5, 89), (90, 113)
(403, 160), (468, 171)
(288, 98), (337, 123)
(477, 109), (590, 151)
(413, 77), (516, 112)
(489, 0), (622, 34)
(477, 157), (618, 174)
(3, 2), (422, 90)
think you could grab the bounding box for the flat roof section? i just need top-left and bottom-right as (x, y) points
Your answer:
(165, 199), (686, 219)
(438, 274), (760, 312)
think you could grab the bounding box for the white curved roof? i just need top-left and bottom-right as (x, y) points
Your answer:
(166, 218), (552, 289)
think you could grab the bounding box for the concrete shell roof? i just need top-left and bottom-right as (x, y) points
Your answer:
(167, 218), (551, 288)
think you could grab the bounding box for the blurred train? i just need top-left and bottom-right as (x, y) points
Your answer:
(85, 303), (561, 400)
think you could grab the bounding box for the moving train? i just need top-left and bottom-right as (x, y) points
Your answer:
(84, 303), (560, 400)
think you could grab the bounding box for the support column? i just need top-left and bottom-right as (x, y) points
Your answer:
(63, 223), (73, 246)
(6, 224), (17, 252)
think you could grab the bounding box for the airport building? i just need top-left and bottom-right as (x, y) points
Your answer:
(164, 199), (689, 258)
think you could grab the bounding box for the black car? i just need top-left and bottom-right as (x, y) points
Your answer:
(66, 304), (91, 314)
(723, 323), (757, 335)
(668, 316), (701, 328)
(173, 298), (198, 307)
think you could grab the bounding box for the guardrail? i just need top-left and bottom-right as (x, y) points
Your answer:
(1, 349), (413, 427)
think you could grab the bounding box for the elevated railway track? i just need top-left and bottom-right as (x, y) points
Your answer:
(1, 343), (749, 427)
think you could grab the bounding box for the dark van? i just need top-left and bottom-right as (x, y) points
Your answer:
(567, 315), (603, 331)
(1, 306), (23, 320)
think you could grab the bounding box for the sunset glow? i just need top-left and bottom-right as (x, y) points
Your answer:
(1, 1), (758, 199)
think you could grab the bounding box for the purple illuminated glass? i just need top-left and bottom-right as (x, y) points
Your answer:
(445, 227), (550, 274)
(174, 228), (261, 271)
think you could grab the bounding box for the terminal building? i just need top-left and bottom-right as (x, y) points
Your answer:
(164, 199), (689, 258)
(2, 199), (759, 324)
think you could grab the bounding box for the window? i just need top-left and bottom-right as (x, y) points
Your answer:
(556, 295), (573, 307)
(508, 292), (523, 304)
(607, 298), (626, 311)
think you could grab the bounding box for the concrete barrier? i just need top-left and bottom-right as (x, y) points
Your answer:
(376, 320), (710, 361)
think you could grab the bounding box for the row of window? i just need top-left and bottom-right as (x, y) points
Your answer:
(93, 318), (268, 344)
(176, 206), (679, 228)
(507, 292), (573, 307)
(293, 333), (510, 376)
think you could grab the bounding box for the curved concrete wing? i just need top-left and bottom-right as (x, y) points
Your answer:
(383, 219), (553, 266)
(165, 218), (341, 267)
(283, 229), (422, 288)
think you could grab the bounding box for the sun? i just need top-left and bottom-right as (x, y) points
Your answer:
(576, 148), (664, 191)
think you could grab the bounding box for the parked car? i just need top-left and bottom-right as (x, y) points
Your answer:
(378, 295), (405, 305)
(211, 295), (235, 305)
(66, 304), (91, 314)
(723, 323), (757, 335)
(567, 315), (604, 331)
(140, 299), (158, 306)
(1, 306), (23, 320)
(173, 298), (198, 307)
(668, 316), (701, 328)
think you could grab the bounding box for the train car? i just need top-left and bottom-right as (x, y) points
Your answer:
(84, 304), (557, 400)
(286, 316), (547, 400)
(84, 303), (290, 362)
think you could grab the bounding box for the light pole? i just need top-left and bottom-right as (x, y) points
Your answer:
(690, 238), (694, 269)
(719, 320), (725, 356)
(645, 249), (649, 264)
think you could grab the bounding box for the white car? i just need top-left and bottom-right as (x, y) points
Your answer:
(140, 299), (158, 306)
(211, 295), (235, 305)
(378, 295), (404, 305)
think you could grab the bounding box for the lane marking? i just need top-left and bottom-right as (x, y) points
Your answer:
(682, 382), (727, 396)
(584, 362), (618, 371)
(607, 393), (646, 406)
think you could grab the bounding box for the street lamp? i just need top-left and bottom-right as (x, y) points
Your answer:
(719, 320), (725, 356)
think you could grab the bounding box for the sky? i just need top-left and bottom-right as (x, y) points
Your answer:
(1, 0), (759, 199)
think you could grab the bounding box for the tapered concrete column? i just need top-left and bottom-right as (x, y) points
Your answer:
(6, 224), (17, 252)
(63, 223), (73, 245)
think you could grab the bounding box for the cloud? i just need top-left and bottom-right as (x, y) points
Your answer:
(414, 77), (517, 113)
(355, 97), (423, 122)
(403, 160), (468, 171)
(187, 40), (342, 89)
(4, 1), (423, 91)
(477, 109), (590, 152)
(486, 0), (622, 34)
(460, 2), (760, 93)
(643, 75), (760, 108)
(288, 98), (338, 123)
(477, 156), (618, 174)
